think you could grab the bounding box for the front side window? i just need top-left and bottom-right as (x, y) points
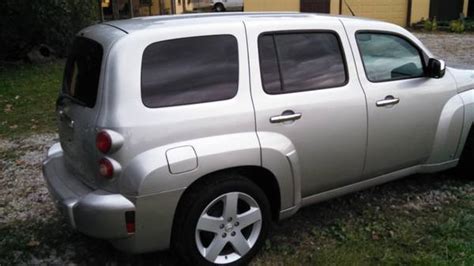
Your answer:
(141, 35), (239, 108)
(356, 33), (424, 82)
(259, 32), (347, 94)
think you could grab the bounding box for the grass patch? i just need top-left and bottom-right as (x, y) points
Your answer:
(254, 174), (474, 265)
(0, 61), (64, 138)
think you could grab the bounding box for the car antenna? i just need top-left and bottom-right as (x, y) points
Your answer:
(343, 0), (356, 16)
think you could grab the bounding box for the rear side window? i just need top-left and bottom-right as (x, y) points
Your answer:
(63, 37), (103, 108)
(141, 35), (239, 108)
(259, 32), (347, 94)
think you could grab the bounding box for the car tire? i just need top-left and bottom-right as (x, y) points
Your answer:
(214, 3), (225, 12)
(458, 126), (474, 174)
(172, 173), (271, 265)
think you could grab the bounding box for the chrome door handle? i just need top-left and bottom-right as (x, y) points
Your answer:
(376, 96), (400, 107)
(270, 112), (302, 123)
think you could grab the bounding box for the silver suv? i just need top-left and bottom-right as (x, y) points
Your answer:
(43, 13), (474, 265)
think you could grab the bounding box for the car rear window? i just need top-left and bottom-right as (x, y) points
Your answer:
(259, 32), (347, 94)
(63, 37), (103, 108)
(141, 35), (239, 108)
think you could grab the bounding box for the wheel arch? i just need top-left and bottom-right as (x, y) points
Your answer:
(173, 166), (282, 223)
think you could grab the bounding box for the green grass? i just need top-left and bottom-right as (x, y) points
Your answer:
(253, 175), (474, 265)
(0, 61), (64, 137)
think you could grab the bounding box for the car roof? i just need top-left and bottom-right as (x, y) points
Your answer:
(103, 12), (384, 34)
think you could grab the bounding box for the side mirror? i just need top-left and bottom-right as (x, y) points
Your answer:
(427, 58), (446, 79)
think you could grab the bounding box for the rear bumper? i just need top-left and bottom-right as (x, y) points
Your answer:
(42, 143), (185, 253)
(42, 143), (135, 239)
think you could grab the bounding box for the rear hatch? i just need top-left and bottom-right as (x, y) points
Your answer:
(57, 36), (104, 189)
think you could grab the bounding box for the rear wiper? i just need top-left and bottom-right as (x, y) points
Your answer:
(57, 93), (88, 107)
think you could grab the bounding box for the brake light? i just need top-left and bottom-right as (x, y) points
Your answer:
(96, 131), (112, 154)
(98, 158), (114, 179)
(125, 211), (135, 234)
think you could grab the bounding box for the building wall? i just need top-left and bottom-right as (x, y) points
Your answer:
(244, 0), (468, 26)
(410, 0), (430, 24)
(338, 0), (409, 26)
(463, 0), (469, 16)
(330, 0), (339, 14)
(244, 0), (300, 12)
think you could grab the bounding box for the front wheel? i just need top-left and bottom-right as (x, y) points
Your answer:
(213, 3), (225, 12)
(172, 174), (271, 265)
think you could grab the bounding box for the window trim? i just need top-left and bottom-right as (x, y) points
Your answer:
(355, 30), (429, 83)
(140, 34), (240, 108)
(257, 30), (349, 95)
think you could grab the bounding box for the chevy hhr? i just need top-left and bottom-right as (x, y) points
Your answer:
(43, 13), (474, 265)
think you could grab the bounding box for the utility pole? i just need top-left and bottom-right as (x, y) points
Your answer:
(112, 0), (120, 20)
(129, 0), (134, 18)
(98, 0), (104, 22)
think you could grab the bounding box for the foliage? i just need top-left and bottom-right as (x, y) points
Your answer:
(449, 19), (466, 33)
(423, 17), (438, 31)
(466, 21), (474, 31)
(0, 0), (99, 60)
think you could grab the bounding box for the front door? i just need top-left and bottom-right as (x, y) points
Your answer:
(348, 30), (457, 177)
(245, 18), (367, 197)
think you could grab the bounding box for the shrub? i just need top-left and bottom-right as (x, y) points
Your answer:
(449, 19), (465, 33)
(0, 0), (99, 60)
(423, 17), (438, 31)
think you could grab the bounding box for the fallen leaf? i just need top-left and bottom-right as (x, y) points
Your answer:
(27, 240), (40, 247)
(4, 104), (12, 112)
(371, 231), (380, 240)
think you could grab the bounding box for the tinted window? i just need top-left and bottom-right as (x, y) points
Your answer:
(63, 37), (103, 108)
(141, 35), (239, 108)
(356, 33), (424, 82)
(259, 32), (347, 94)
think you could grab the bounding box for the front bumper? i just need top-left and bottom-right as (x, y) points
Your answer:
(42, 143), (135, 240)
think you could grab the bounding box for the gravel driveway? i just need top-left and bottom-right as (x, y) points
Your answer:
(416, 32), (474, 69)
(1, 32), (473, 264)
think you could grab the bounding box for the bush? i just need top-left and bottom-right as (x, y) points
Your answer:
(0, 0), (99, 61)
(449, 19), (465, 33)
(423, 17), (438, 31)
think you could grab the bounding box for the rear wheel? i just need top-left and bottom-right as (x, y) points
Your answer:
(172, 174), (271, 265)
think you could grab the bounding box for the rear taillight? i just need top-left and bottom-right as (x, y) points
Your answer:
(98, 158), (114, 179)
(96, 130), (123, 180)
(125, 211), (135, 234)
(96, 131), (112, 154)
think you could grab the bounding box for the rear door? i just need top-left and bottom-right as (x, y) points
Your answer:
(245, 17), (368, 197)
(57, 36), (105, 188)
